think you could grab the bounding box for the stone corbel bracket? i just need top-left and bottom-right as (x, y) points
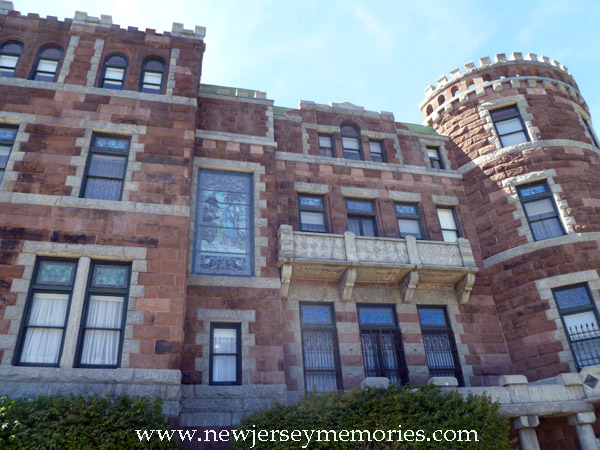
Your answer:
(338, 267), (357, 301)
(455, 273), (476, 304)
(399, 270), (419, 303)
(280, 263), (292, 299)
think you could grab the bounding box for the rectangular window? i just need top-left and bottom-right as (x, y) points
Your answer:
(0, 125), (18, 185)
(80, 134), (131, 201)
(210, 323), (241, 385)
(417, 306), (464, 385)
(346, 198), (378, 237)
(517, 181), (564, 241)
(395, 203), (424, 239)
(369, 140), (385, 163)
(357, 304), (408, 384)
(553, 284), (600, 370)
(436, 207), (460, 242)
(490, 105), (529, 147)
(33, 60), (59, 82)
(426, 146), (444, 169)
(298, 194), (328, 233)
(300, 303), (342, 392)
(318, 134), (334, 157)
(15, 258), (78, 366)
(194, 169), (253, 277)
(582, 117), (599, 148)
(76, 261), (131, 368)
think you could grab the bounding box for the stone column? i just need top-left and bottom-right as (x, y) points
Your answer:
(568, 412), (599, 450)
(512, 415), (540, 450)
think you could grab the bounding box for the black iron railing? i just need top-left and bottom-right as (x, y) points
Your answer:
(302, 329), (342, 391)
(360, 329), (409, 384)
(422, 329), (464, 386)
(566, 323), (600, 370)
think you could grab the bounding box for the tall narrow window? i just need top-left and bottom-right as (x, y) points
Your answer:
(318, 134), (334, 157)
(490, 105), (529, 147)
(194, 170), (253, 277)
(417, 306), (464, 385)
(210, 323), (241, 385)
(15, 258), (78, 366)
(298, 194), (328, 233)
(582, 117), (599, 148)
(0, 124), (18, 185)
(30, 45), (63, 82)
(341, 124), (362, 160)
(0, 40), (23, 78)
(517, 181), (564, 241)
(357, 304), (408, 384)
(426, 145), (444, 169)
(77, 261), (131, 368)
(300, 303), (342, 392)
(396, 203), (424, 239)
(99, 53), (128, 89)
(369, 140), (385, 162)
(346, 198), (378, 237)
(436, 207), (460, 242)
(80, 134), (131, 201)
(140, 57), (165, 94)
(553, 284), (600, 370)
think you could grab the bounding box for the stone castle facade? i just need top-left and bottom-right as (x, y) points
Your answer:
(0, 3), (599, 448)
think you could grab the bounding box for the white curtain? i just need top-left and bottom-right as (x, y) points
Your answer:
(21, 293), (68, 364)
(212, 328), (237, 382)
(80, 295), (123, 366)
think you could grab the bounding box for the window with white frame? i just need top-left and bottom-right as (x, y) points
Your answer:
(0, 124), (18, 185)
(210, 323), (241, 385)
(490, 105), (529, 147)
(517, 180), (564, 241)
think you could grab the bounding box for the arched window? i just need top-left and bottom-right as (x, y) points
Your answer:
(31, 45), (63, 82)
(140, 57), (166, 94)
(0, 40), (23, 78)
(99, 53), (128, 89)
(340, 124), (362, 160)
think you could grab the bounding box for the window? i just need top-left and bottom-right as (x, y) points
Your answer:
(298, 194), (328, 233)
(30, 45), (63, 82)
(80, 134), (131, 201)
(0, 40), (23, 78)
(426, 145), (444, 169)
(15, 258), (78, 366)
(357, 304), (408, 384)
(436, 207), (460, 242)
(490, 105), (529, 147)
(99, 53), (128, 89)
(139, 57), (165, 94)
(300, 303), (342, 392)
(417, 306), (464, 385)
(395, 203), (424, 239)
(341, 124), (362, 160)
(318, 134), (334, 157)
(346, 198), (378, 237)
(517, 181), (564, 241)
(210, 323), (241, 385)
(369, 140), (385, 162)
(0, 124), (18, 185)
(76, 261), (131, 368)
(582, 117), (599, 148)
(553, 284), (600, 370)
(193, 169), (253, 277)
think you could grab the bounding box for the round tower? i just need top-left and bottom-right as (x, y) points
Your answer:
(420, 52), (600, 381)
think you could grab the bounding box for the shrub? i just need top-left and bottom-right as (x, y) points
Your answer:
(234, 384), (512, 449)
(0, 395), (177, 449)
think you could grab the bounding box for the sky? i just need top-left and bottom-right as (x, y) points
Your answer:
(15, 0), (600, 125)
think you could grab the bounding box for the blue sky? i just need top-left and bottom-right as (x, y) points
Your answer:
(16, 0), (600, 125)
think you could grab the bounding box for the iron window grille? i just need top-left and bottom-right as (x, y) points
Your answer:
(318, 134), (334, 157)
(300, 303), (342, 392)
(369, 140), (385, 163)
(490, 104), (529, 147)
(209, 323), (242, 385)
(417, 306), (464, 386)
(139, 57), (166, 94)
(0, 124), (18, 185)
(357, 304), (409, 384)
(99, 53), (128, 89)
(346, 198), (378, 237)
(395, 203), (424, 239)
(30, 45), (63, 82)
(341, 124), (363, 160)
(0, 40), (23, 78)
(436, 206), (461, 242)
(552, 284), (600, 370)
(80, 134), (131, 201)
(517, 180), (565, 241)
(426, 145), (444, 169)
(298, 194), (328, 233)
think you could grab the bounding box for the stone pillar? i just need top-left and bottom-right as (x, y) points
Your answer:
(512, 415), (540, 450)
(568, 412), (599, 450)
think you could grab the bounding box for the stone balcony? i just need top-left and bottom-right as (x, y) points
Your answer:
(277, 225), (478, 303)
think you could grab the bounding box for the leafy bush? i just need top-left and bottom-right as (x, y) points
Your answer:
(234, 384), (512, 449)
(0, 395), (177, 449)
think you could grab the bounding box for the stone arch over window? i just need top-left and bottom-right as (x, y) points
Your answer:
(30, 44), (63, 82)
(0, 40), (24, 78)
(99, 52), (129, 90)
(139, 57), (166, 94)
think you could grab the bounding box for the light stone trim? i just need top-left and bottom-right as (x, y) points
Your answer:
(165, 48), (180, 96)
(57, 36), (79, 83)
(187, 275), (280, 289)
(0, 119), (30, 190)
(298, 100), (395, 121)
(86, 39), (105, 87)
(266, 104), (275, 141)
(535, 270), (600, 372)
(294, 182), (329, 194)
(432, 194), (459, 205)
(389, 191), (422, 202)
(340, 186), (379, 198)
(197, 91), (273, 106)
(196, 130), (276, 147)
(421, 138), (451, 172)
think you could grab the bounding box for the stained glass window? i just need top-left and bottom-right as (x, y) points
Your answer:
(299, 194), (327, 233)
(91, 265), (129, 289)
(519, 184), (547, 198)
(301, 305), (333, 324)
(194, 170), (253, 276)
(358, 307), (395, 325)
(36, 260), (77, 286)
(418, 308), (447, 327)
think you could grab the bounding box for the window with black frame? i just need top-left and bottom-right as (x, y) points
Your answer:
(417, 306), (464, 385)
(30, 45), (63, 82)
(357, 304), (408, 384)
(426, 145), (444, 169)
(99, 53), (128, 89)
(341, 124), (362, 160)
(346, 198), (378, 237)
(582, 116), (599, 148)
(210, 323), (241, 385)
(436, 206), (460, 242)
(395, 203), (424, 239)
(369, 140), (385, 162)
(490, 104), (529, 147)
(300, 303), (342, 392)
(80, 134), (131, 201)
(0, 124), (18, 185)
(552, 284), (600, 370)
(517, 180), (565, 241)
(0, 40), (23, 78)
(139, 57), (165, 94)
(298, 194), (328, 233)
(318, 134), (334, 157)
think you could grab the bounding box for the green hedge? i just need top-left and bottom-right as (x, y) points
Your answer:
(234, 384), (513, 449)
(0, 395), (177, 449)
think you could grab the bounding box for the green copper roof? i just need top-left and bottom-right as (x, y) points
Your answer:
(273, 106), (294, 115)
(198, 84), (258, 98)
(398, 122), (438, 135)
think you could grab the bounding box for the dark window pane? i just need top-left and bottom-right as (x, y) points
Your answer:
(40, 47), (62, 59)
(145, 60), (164, 71)
(360, 218), (375, 237)
(107, 55), (127, 66)
(348, 217), (361, 235)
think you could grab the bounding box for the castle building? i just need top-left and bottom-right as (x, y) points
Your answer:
(0, 3), (599, 448)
